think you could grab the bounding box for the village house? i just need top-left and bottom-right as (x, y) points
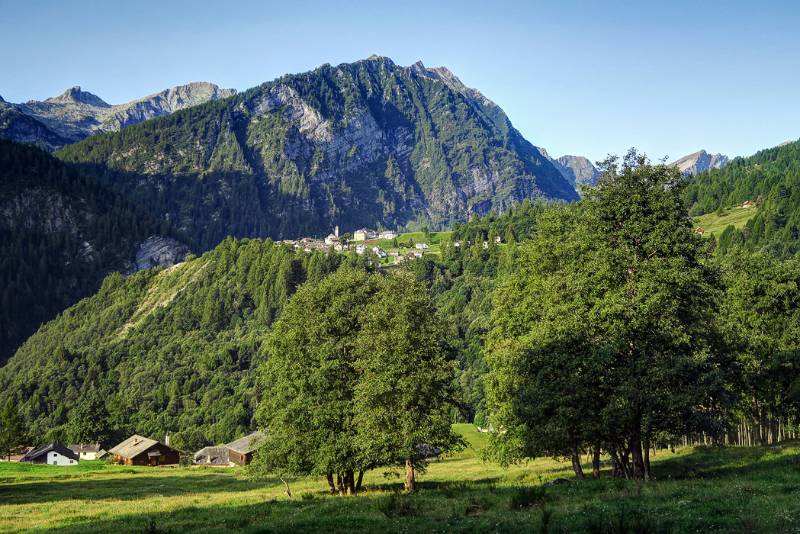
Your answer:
(68, 443), (107, 460)
(21, 443), (79, 466)
(414, 242), (429, 250)
(109, 435), (180, 466)
(371, 246), (387, 258)
(226, 431), (266, 466)
(378, 230), (397, 240)
(355, 244), (366, 255)
(324, 226), (342, 246)
(352, 228), (376, 241)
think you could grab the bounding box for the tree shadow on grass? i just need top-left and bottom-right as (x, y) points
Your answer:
(0, 471), (267, 505)
(651, 445), (800, 482)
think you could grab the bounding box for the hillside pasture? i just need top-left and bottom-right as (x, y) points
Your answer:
(694, 206), (757, 237)
(1, 425), (798, 533)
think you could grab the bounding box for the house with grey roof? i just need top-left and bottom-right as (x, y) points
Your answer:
(21, 442), (79, 466)
(109, 435), (179, 466)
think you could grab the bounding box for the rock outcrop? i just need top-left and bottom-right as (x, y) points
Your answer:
(129, 236), (190, 273)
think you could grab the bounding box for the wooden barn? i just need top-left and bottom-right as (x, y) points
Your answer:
(193, 446), (230, 466)
(20, 443), (79, 466)
(225, 431), (265, 466)
(109, 435), (179, 466)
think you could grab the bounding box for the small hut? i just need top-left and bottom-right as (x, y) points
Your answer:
(193, 446), (231, 466)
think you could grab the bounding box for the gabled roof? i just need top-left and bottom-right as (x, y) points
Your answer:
(21, 442), (79, 462)
(225, 431), (266, 454)
(194, 446), (230, 465)
(109, 435), (161, 458)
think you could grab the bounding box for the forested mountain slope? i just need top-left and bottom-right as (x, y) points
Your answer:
(0, 199), (550, 448)
(684, 139), (800, 256)
(57, 56), (578, 249)
(0, 239), (355, 449)
(0, 140), (187, 363)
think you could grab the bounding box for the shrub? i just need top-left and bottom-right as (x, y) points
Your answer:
(377, 492), (417, 518)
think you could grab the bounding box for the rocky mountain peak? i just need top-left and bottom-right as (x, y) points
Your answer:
(671, 149), (729, 176)
(46, 86), (109, 107)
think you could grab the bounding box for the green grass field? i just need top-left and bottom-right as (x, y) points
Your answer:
(1, 425), (799, 533)
(694, 206), (757, 237)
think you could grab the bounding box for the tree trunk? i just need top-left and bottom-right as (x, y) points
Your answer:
(630, 436), (646, 480)
(336, 473), (345, 495)
(592, 445), (601, 478)
(404, 458), (416, 492)
(345, 470), (356, 495)
(571, 448), (585, 479)
(326, 472), (336, 494)
(643, 438), (651, 481)
(356, 470), (364, 493)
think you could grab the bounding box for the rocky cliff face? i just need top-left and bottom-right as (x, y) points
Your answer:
(128, 236), (190, 273)
(553, 155), (601, 191)
(0, 82), (236, 151)
(58, 57), (578, 248)
(671, 150), (729, 176)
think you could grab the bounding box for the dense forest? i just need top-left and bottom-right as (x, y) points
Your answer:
(684, 139), (800, 256)
(55, 57), (576, 250)
(0, 140), (179, 363)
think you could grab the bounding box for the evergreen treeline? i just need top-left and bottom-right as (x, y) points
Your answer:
(684, 139), (800, 256)
(0, 140), (175, 363)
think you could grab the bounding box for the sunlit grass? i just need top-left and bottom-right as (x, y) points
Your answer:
(1, 426), (798, 533)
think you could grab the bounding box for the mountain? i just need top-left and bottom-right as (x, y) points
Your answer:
(56, 56), (579, 249)
(0, 238), (346, 447)
(0, 140), (189, 363)
(683, 139), (800, 256)
(0, 82), (236, 151)
(553, 155), (601, 191)
(671, 149), (729, 176)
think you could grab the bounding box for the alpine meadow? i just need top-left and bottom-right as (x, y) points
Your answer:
(1, 2), (800, 533)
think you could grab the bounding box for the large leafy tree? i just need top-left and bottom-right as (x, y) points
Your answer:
(252, 268), (461, 494)
(354, 272), (463, 491)
(486, 151), (732, 480)
(253, 268), (381, 495)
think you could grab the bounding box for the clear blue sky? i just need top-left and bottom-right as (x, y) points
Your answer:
(2, 0), (798, 162)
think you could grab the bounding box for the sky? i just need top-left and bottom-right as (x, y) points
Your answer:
(2, 0), (799, 163)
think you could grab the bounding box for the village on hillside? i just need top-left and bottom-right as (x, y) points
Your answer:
(276, 226), (468, 264)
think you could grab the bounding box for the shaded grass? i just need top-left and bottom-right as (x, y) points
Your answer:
(1, 426), (799, 533)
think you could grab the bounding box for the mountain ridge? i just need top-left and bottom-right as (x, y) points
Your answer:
(0, 82), (236, 150)
(57, 56), (579, 249)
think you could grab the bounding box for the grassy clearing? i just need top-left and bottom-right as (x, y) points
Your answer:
(694, 206), (757, 236)
(1, 425), (798, 533)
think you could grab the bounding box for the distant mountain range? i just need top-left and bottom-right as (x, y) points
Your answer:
(56, 56), (579, 248)
(670, 150), (729, 176)
(0, 82), (235, 151)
